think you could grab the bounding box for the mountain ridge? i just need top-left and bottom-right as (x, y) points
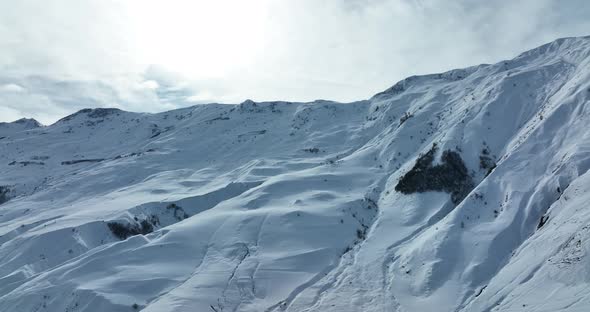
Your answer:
(1, 35), (590, 312)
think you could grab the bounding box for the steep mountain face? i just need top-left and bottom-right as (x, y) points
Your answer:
(1, 36), (590, 312)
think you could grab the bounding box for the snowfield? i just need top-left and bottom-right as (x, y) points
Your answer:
(1, 36), (590, 312)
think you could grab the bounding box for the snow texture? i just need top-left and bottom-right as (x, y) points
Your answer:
(1, 36), (590, 312)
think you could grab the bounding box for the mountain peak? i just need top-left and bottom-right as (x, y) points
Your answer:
(2, 36), (590, 312)
(55, 107), (125, 124)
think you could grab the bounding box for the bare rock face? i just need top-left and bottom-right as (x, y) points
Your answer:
(107, 215), (159, 240)
(0, 186), (11, 205)
(395, 144), (474, 204)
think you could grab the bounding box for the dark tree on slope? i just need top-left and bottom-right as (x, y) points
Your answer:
(395, 144), (474, 204)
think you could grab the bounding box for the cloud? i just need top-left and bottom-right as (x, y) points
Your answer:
(249, 0), (590, 100)
(0, 83), (26, 93)
(0, 0), (589, 123)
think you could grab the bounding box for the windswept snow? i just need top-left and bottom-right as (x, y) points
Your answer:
(1, 36), (590, 312)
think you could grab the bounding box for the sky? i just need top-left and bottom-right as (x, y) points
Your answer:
(0, 0), (589, 124)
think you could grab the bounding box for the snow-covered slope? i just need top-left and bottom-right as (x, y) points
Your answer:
(1, 36), (590, 312)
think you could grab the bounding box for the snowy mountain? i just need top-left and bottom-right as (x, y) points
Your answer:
(1, 35), (590, 312)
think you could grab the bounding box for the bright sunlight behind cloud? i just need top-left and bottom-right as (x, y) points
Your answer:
(1, 0), (589, 123)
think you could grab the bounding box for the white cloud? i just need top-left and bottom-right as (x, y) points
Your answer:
(0, 83), (25, 93)
(0, 0), (589, 123)
(140, 80), (159, 90)
(0, 105), (23, 122)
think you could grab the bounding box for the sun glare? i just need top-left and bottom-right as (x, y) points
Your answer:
(124, 0), (270, 78)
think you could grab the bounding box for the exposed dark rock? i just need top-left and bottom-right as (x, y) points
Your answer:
(61, 159), (104, 165)
(87, 108), (121, 118)
(206, 116), (230, 124)
(399, 112), (414, 126)
(107, 215), (159, 240)
(57, 108), (121, 123)
(0, 186), (11, 205)
(356, 228), (367, 240)
(479, 148), (496, 176)
(31, 155), (50, 160)
(166, 203), (189, 221)
(303, 147), (320, 153)
(150, 129), (161, 138)
(113, 152), (141, 160)
(8, 161), (45, 166)
(537, 215), (549, 229)
(474, 285), (487, 297)
(150, 125), (174, 138)
(395, 144), (474, 204)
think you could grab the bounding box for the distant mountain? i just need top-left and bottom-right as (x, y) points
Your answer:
(0, 117), (41, 134)
(1, 35), (590, 312)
